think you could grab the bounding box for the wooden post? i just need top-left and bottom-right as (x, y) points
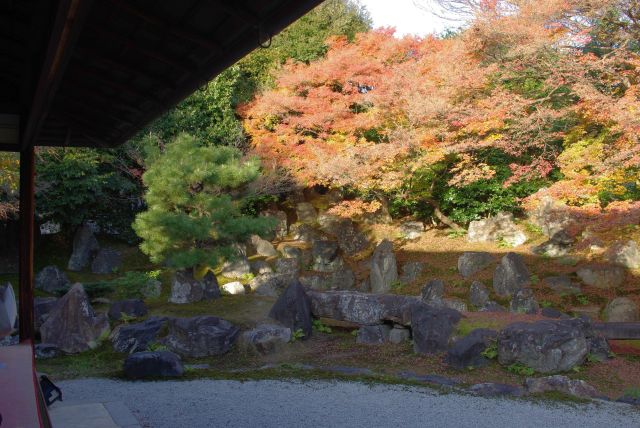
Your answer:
(18, 147), (35, 342)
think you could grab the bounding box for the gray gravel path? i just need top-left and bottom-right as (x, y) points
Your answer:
(58, 379), (640, 428)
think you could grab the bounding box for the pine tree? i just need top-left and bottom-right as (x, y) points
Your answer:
(133, 134), (274, 270)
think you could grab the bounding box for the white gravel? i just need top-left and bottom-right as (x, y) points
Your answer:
(58, 378), (640, 428)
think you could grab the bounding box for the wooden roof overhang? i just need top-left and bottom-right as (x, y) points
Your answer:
(0, 0), (325, 151)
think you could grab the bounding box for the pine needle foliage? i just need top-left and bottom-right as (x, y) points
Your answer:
(133, 134), (274, 269)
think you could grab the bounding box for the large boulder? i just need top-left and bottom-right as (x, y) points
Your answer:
(250, 235), (278, 258)
(221, 257), (252, 279)
(108, 299), (148, 321)
(35, 266), (70, 294)
(467, 212), (527, 247)
(91, 248), (122, 274)
(389, 325), (411, 344)
(299, 268), (355, 291)
(250, 260), (273, 275)
(169, 271), (220, 304)
(542, 275), (581, 295)
(221, 281), (246, 295)
(67, 224), (100, 271)
(238, 324), (291, 355)
(421, 279), (446, 307)
(296, 202), (318, 223)
(249, 273), (291, 297)
(606, 240), (640, 269)
(34, 297), (58, 330)
(458, 252), (494, 278)
(275, 258), (300, 278)
(493, 252), (531, 297)
(356, 324), (391, 344)
(162, 316), (240, 358)
(317, 214), (369, 255)
(312, 240), (343, 272)
(411, 303), (462, 355)
(604, 297), (639, 322)
(289, 223), (322, 243)
(446, 328), (497, 369)
(40, 284), (110, 353)
(307, 290), (419, 326)
(527, 193), (572, 237)
(576, 264), (626, 289)
(532, 231), (573, 258)
(400, 221), (424, 240)
(123, 351), (184, 379)
(369, 240), (398, 294)
(509, 288), (539, 314)
(269, 281), (313, 338)
(497, 319), (590, 373)
(261, 210), (288, 240)
(525, 375), (599, 398)
(110, 316), (169, 353)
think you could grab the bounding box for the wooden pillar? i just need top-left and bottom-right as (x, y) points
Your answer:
(18, 147), (35, 342)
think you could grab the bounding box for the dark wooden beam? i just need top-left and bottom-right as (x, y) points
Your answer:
(593, 322), (640, 340)
(109, 0), (223, 52)
(70, 64), (163, 104)
(20, 0), (94, 150)
(18, 147), (35, 342)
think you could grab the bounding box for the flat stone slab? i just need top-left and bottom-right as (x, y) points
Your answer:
(49, 401), (140, 428)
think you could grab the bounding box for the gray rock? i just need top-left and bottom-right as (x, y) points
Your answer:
(123, 351), (184, 379)
(221, 281), (246, 295)
(527, 193), (572, 237)
(318, 214), (369, 255)
(369, 240), (398, 294)
(110, 316), (169, 353)
(399, 262), (424, 284)
(280, 245), (303, 260)
(238, 324), (291, 355)
(299, 268), (355, 291)
(493, 252), (530, 297)
(576, 264), (626, 289)
(141, 279), (162, 299)
(356, 324), (391, 344)
(249, 273), (291, 297)
(604, 297), (639, 322)
(469, 281), (490, 308)
(162, 316), (240, 358)
(34, 297), (58, 330)
(275, 258), (300, 278)
(296, 202), (318, 223)
(458, 252), (494, 278)
(34, 343), (61, 359)
(525, 375), (599, 398)
(543, 275), (581, 295)
(443, 298), (468, 312)
(510, 288), (539, 314)
(221, 257), (252, 279)
(35, 266), (70, 294)
(40, 284), (110, 354)
(250, 260), (273, 275)
(108, 299), (148, 321)
(91, 247), (122, 274)
(480, 301), (507, 312)
(469, 383), (525, 397)
(588, 335), (611, 361)
(606, 240), (640, 269)
(67, 224), (100, 271)
(289, 223), (322, 243)
(411, 303), (462, 355)
(400, 221), (424, 240)
(250, 235), (278, 258)
(261, 210), (288, 240)
(446, 328), (497, 369)
(541, 307), (570, 319)
(269, 281), (313, 338)
(169, 270), (220, 304)
(497, 319), (590, 373)
(306, 290), (420, 326)
(467, 212), (527, 247)
(421, 279), (444, 305)
(388, 325), (411, 344)
(312, 240), (343, 272)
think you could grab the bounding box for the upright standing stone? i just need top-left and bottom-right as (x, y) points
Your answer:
(269, 281), (313, 338)
(123, 351), (184, 379)
(369, 240), (398, 294)
(169, 270), (220, 304)
(411, 303), (461, 355)
(458, 252), (494, 278)
(162, 316), (240, 358)
(91, 248), (122, 274)
(606, 240), (640, 269)
(35, 266), (71, 294)
(67, 224), (100, 271)
(493, 252), (530, 297)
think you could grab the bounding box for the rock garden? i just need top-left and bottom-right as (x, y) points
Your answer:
(5, 189), (640, 407)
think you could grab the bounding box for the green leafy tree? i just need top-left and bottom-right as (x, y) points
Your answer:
(133, 134), (274, 270)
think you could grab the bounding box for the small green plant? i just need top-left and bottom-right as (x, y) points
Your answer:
(496, 237), (511, 248)
(576, 294), (589, 305)
(524, 222), (543, 236)
(572, 365), (583, 373)
(351, 329), (358, 337)
(586, 353), (602, 364)
(530, 274), (539, 285)
(623, 386), (640, 399)
(481, 342), (498, 360)
(312, 319), (332, 334)
(507, 363), (535, 376)
(119, 313), (137, 324)
(147, 342), (168, 352)
(540, 300), (553, 308)
(290, 328), (305, 342)
(240, 272), (255, 282)
(447, 229), (467, 239)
